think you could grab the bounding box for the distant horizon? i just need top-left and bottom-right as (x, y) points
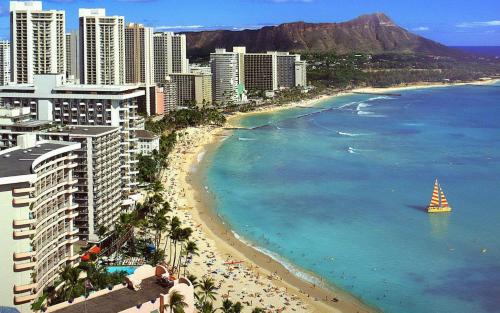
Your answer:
(0, 0), (499, 46)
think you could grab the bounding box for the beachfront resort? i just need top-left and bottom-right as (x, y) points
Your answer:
(0, 1), (328, 313)
(2, 1), (500, 313)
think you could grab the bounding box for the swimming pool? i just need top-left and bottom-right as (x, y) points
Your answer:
(106, 266), (138, 275)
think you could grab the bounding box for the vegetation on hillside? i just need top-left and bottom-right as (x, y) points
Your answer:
(304, 53), (500, 88)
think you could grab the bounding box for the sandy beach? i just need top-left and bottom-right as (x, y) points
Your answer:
(158, 78), (498, 313)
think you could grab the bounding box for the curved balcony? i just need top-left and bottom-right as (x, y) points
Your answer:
(12, 187), (35, 195)
(13, 229), (36, 239)
(14, 293), (37, 304)
(65, 212), (78, 219)
(12, 197), (33, 206)
(13, 251), (36, 260)
(14, 262), (35, 271)
(14, 283), (37, 293)
(13, 219), (37, 227)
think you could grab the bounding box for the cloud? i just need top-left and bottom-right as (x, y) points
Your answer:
(412, 26), (429, 31)
(456, 20), (500, 28)
(154, 25), (204, 31)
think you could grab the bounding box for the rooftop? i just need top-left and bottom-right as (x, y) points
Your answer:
(136, 129), (159, 140)
(0, 142), (71, 178)
(12, 120), (52, 128)
(53, 277), (168, 313)
(52, 126), (120, 137)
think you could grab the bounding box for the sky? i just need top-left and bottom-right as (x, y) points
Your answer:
(0, 0), (499, 46)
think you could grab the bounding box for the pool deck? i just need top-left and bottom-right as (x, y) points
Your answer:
(52, 277), (169, 313)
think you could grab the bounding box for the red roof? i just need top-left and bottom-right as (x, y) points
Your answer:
(89, 246), (101, 254)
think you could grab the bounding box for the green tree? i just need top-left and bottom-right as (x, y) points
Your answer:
(166, 290), (188, 313)
(199, 301), (217, 313)
(220, 299), (233, 313)
(198, 277), (217, 303)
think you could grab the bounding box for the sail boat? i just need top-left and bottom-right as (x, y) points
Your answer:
(427, 179), (452, 213)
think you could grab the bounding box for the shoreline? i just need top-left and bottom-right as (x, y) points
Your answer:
(161, 78), (498, 312)
(225, 78), (500, 127)
(186, 128), (375, 313)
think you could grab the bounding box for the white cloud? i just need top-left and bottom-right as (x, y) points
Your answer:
(154, 25), (204, 31)
(412, 26), (429, 31)
(456, 20), (500, 28)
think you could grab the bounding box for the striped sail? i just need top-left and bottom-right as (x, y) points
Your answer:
(430, 179), (440, 207)
(440, 186), (449, 208)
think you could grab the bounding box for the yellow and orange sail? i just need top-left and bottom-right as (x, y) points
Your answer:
(427, 179), (452, 213)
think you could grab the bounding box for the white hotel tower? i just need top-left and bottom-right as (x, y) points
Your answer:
(9, 1), (66, 84)
(0, 135), (80, 311)
(79, 8), (125, 85)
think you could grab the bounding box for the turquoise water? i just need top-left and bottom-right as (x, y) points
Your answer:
(205, 84), (500, 313)
(106, 266), (138, 275)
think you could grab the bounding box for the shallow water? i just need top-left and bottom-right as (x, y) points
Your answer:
(205, 84), (500, 313)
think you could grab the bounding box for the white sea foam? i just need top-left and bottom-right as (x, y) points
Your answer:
(356, 102), (371, 111)
(197, 151), (206, 163)
(367, 96), (394, 101)
(357, 110), (374, 115)
(337, 101), (359, 109)
(229, 230), (324, 286)
(238, 137), (257, 141)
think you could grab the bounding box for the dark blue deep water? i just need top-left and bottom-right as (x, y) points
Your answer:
(205, 84), (500, 313)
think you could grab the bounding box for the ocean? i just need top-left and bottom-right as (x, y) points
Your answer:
(204, 83), (500, 313)
(453, 46), (500, 58)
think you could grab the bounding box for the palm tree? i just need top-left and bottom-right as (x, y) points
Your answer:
(59, 266), (84, 301)
(186, 274), (199, 290)
(176, 227), (193, 275)
(199, 301), (217, 313)
(251, 308), (265, 313)
(149, 209), (169, 251)
(165, 290), (188, 313)
(231, 302), (243, 313)
(183, 241), (199, 275)
(44, 285), (57, 305)
(167, 217), (182, 263)
(220, 299), (233, 313)
(198, 277), (217, 303)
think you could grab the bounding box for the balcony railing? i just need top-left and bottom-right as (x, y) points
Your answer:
(14, 283), (37, 293)
(13, 262), (35, 271)
(13, 218), (37, 227)
(13, 251), (36, 260)
(13, 229), (36, 239)
(14, 293), (37, 304)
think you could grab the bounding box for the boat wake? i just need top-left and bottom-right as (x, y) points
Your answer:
(348, 147), (373, 154)
(348, 147), (358, 154)
(338, 131), (367, 137)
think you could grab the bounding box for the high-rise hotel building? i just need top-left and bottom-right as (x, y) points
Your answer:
(0, 40), (10, 85)
(79, 8), (125, 85)
(9, 1), (66, 84)
(0, 74), (144, 208)
(125, 23), (154, 85)
(125, 23), (155, 116)
(0, 135), (80, 311)
(38, 126), (122, 243)
(65, 31), (79, 83)
(210, 49), (242, 105)
(244, 52), (278, 92)
(153, 32), (188, 83)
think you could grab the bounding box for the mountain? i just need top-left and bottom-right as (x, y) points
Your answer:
(184, 13), (463, 58)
